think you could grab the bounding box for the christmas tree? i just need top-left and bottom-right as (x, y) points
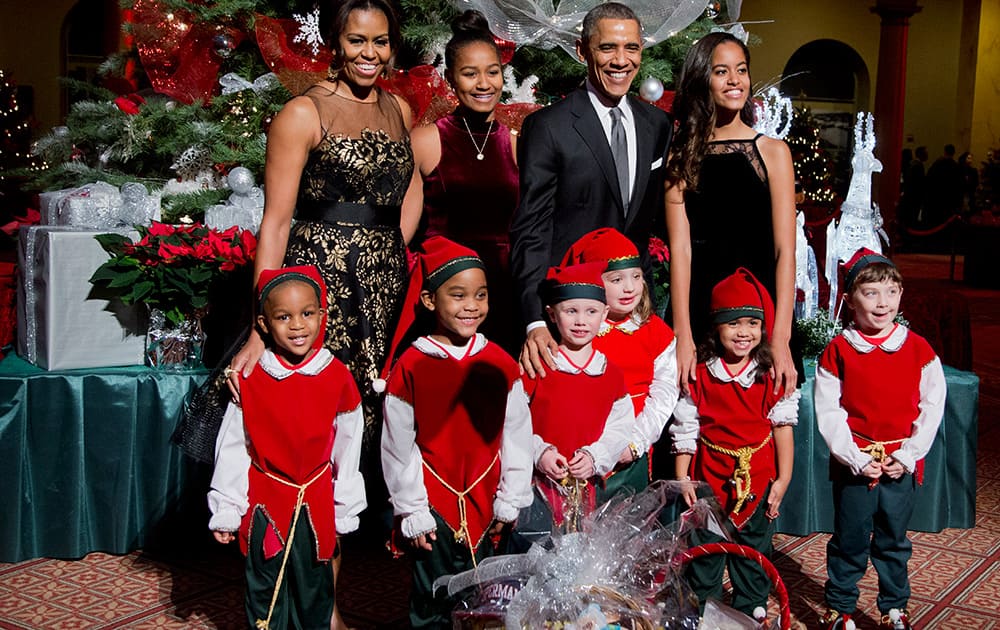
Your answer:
(0, 70), (44, 184)
(18, 0), (728, 222)
(786, 107), (838, 206)
(0, 69), (46, 232)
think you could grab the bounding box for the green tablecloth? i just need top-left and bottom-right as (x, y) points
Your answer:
(0, 354), (208, 562)
(774, 361), (979, 536)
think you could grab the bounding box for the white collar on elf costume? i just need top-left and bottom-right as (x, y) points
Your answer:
(259, 347), (335, 380)
(598, 314), (642, 336)
(705, 356), (760, 389)
(552, 347), (608, 376)
(413, 333), (488, 360)
(841, 323), (908, 354)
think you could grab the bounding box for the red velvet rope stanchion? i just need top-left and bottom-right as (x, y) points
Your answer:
(898, 214), (963, 237)
(671, 542), (791, 630)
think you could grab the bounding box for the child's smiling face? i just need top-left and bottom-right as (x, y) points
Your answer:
(716, 316), (762, 369)
(257, 281), (322, 364)
(420, 267), (489, 345)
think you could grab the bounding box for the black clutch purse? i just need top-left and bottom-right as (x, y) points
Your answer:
(171, 326), (250, 463)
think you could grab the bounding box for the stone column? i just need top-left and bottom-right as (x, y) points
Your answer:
(870, 0), (921, 235)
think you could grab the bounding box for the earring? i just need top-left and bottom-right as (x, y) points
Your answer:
(327, 66), (339, 82)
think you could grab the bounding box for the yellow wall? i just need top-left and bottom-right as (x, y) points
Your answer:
(971, 0), (1000, 161)
(741, 0), (971, 160)
(0, 0), (80, 133)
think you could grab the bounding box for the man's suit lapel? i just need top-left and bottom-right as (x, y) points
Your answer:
(570, 90), (626, 215)
(626, 95), (656, 225)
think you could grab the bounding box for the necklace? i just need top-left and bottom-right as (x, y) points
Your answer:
(461, 117), (493, 160)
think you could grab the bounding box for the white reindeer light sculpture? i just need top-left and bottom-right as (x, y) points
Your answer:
(825, 112), (889, 318)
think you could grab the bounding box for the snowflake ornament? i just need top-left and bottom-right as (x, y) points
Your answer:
(293, 6), (324, 58)
(171, 145), (220, 188)
(503, 66), (538, 104)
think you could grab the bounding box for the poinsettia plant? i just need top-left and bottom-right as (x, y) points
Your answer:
(648, 236), (671, 314)
(90, 222), (257, 325)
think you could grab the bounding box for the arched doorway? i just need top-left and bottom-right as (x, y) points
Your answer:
(781, 39), (871, 199)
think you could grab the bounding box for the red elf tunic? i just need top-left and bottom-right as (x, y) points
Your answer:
(815, 324), (946, 480)
(594, 314), (678, 452)
(382, 334), (533, 548)
(671, 358), (800, 529)
(523, 349), (635, 522)
(208, 349), (365, 561)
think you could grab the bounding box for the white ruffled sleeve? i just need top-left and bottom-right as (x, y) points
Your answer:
(768, 388), (801, 426)
(332, 403), (366, 534)
(207, 403), (250, 532)
(583, 395), (635, 476)
(494, 381), (535, 522)
(892, 356), (947, 473)
(815, 364), (872, 475)
(633, 338), (680, 451)
(669, 393), (700, 454)
(381, 394), (437, 539)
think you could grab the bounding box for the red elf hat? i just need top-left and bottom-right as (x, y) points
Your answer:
(840, 247), (894, 293)
(256, 265), (328, 350)
(420, 235), (486, 292)
(544, 261), (607, 305)
(373, 236), (486, 392)
(710, 267), (775, 337)
(560, 227), (641, 272)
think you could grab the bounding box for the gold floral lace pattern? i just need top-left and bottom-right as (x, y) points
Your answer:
(285, 220), (407, 446)
(299, 129), (414, 207)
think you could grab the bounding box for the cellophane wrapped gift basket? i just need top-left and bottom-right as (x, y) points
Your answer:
(443, 481), (791, 630)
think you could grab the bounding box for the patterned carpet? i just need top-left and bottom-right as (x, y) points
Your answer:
(1, 254), (997, 629)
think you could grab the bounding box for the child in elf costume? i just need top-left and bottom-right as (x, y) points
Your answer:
(208, 265), (365, 630)
(561, 227), (679, 501)
(670, 267), (799, 619)
(524, 262), (635, 532)
(380, 235), (533, 629)
(816, 248), (946, 630)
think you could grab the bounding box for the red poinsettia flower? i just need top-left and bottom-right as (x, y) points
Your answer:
(648, 236), (670, 264)
(91, 221), (257, 326)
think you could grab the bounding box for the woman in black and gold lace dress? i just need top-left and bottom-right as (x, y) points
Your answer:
(228, 0), (418, 454)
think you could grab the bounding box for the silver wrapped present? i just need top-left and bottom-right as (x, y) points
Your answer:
(16, 226), (146, 370)
(37, 182), (160, 228)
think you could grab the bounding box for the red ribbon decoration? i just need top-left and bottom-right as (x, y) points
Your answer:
(132, 0), (244, 104)
(493, 35), (516, 65)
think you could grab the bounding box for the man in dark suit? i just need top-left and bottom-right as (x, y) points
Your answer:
(511, 2), (673, 375)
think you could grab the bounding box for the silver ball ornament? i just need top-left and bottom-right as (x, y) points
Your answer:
(639, 76), (664, 103)
(213, 33), (236, 58)
(227, 167), (256, 195)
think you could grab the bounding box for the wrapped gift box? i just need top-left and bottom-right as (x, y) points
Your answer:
(16, 226), (145, 370)
(37, 188), (74, 225)
(37, 183), (161, 227)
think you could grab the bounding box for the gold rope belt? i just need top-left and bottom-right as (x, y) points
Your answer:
(852, 431), (906, 462)
(699, 433), (772, 514)
(559, 476), (590, 533)
(422, 453), (500, 567)
(254, 462), (331, 630)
